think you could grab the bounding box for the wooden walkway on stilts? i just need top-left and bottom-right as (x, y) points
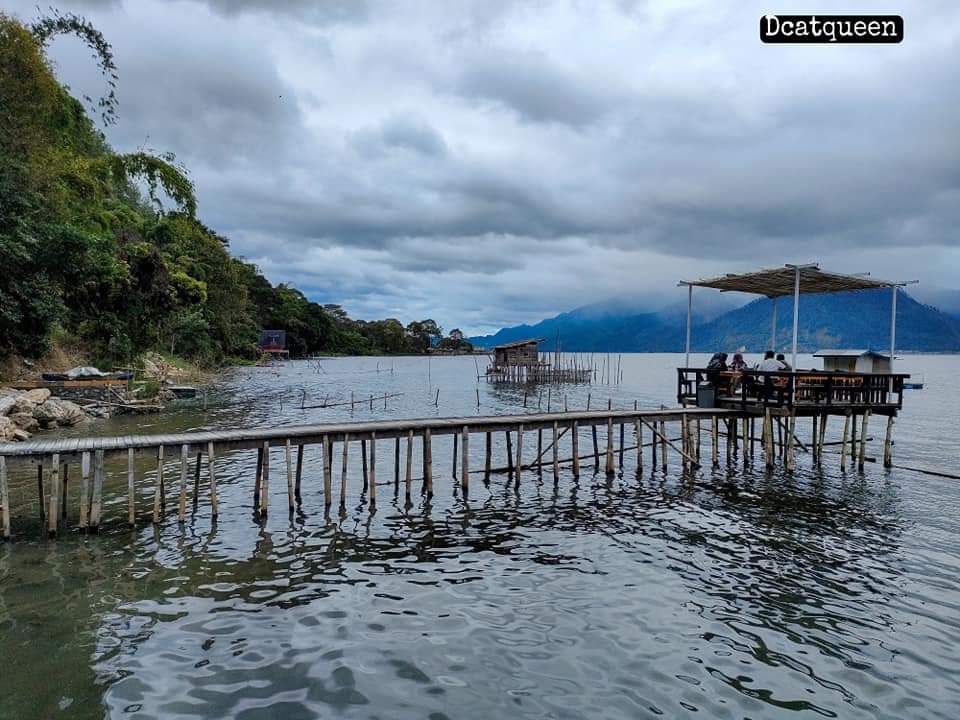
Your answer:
(0, 403), (895, 541)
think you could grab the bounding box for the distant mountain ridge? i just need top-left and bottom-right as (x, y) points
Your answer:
(469, 290), (960, 353)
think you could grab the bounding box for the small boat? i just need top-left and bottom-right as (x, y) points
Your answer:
(903, 380), (924, 390)
(168, 386), (198, 399)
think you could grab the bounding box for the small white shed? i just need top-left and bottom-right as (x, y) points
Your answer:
(814, 349), (891, 374)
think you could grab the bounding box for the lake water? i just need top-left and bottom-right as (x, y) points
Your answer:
(2, 353), (959, 719)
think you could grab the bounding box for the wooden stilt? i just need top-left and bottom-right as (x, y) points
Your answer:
(764, 409), (774, 469)
(323, 435), (333, 506)
(193, 451), (202, 505)
(840, 412), (851, 471)
(405, 430), (413, 497)
(128, 448), (136, 527)
(394, 436), (401, 487)
(572, 421), (581, 477)
(605, 417), (615, 475)
(285, 439), (295, 513)
(741, 416), (748, 467)
(461, 426), (469, 493)
(179, 444), (189, 522)
(619, 422), (625, 467)
(505, 431), (514, 481)
(851, 415), (858, 466)
(882, 416), (894, 468)
(47, 454), (60, 536)
(858, 410), (871, 470)
(90, 450), (104, 531)
(361, 439), (369, 491)
(423, 428), (433, 495)
(340, 434), (349, 507)
(207, 441), (218, 519)
(818, 414), (827, 467)
(151, 448), (161, 525)
(60, 463), (69, 521)
(537, 429), (543, 475)
(36, 464), (45, 525)
(635, 418), (642, 472)
(711, 417), (719, 467)
(592, 424), (600, 470)
(660, 420), (667, 472)
(0, 456), (9, 540)
(651, 417), (658, 468)
(515, 425), (523, 487)
(811, 416), (819, 464)
(785, 413), (797, 471)
(259, 440), (270, 517)
(451, 433), (458, 479)
(484, 432), (492, 481)
(553, 421), (561, 478)
(295, 445), (304, 501)
(370, 431), (377, 503)
(253, 447), (263, 510)
(680, 419), (689, 470)
(732, 417), (738, 456)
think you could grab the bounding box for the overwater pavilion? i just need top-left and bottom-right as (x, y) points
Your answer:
(676, 263), (915, 421)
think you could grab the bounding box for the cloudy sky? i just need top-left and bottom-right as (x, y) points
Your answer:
(7, 0), (959, 332)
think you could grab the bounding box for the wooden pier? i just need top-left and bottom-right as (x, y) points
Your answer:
(0, 398), (905, 541)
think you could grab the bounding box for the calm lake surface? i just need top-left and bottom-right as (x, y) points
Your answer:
(2, 353), (959, 719)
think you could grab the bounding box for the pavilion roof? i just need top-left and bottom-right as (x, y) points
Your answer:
(679, 264), (897, 298)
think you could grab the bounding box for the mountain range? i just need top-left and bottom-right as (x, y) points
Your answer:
(469, 289), (960, 353)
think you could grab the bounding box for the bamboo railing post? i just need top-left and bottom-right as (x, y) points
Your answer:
(591, 424), (600, 471)
(515, 425), (524, 487)
(340, 434), (349, 507)
(178, 444), (189, 522)
(785, 413), (797, 471)
(840, 412), (851, 471)
(634, 418), (642, 471)
(150, 448), (160, 524)
(370, 431), (377, 503)
(811, 415), (819, 464)
(128, 448), (136, 527)
(461, 426), (469, 492)
(553, 421), (560, 478)
(659, 420), (667, 472)
(260, 440), (270, 518)
(323, 435), (333, 506)
(818, 414), (827, 467)
(680, 419), (689, 470)
(619, 422), (625, 467)
(741, 417), (747, 467)
(91, 450), (104, 531)
(36, 464), (44, 525)
(572, 421), (580, 477)
(883, 416), (894, 468)
(484, 432), (492, 481)
(0, 456), (9, 540)
(253, 447), (264, 510)
(60, 463), (69, 521)
(285, 439), (295, 513)
(405, 430), (413, 497)
(295, 445), (304, 501)
(48, 454), (60, 536)
(505, 431), (514, 481)
(858, 410), (871, 470)
(207, 441), (218, 519)
(423, 429), (433, 495)
(764, 410), (774, 469)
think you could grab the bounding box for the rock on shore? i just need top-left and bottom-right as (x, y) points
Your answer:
(0, 389), (88, 441)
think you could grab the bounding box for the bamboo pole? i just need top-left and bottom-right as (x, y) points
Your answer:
(423, 428), (433, 495)
(515, 425), (524, 487)
(207, 441), (218, 519)
(323, 435), (333, 506)
(253, 447), (263, 510)
(461, 426), (469, 493)
(361, 439), (369, 491)
(405, 430), (413, 497)
(394, 436), (401, 487)
(0, 456), (9, 540)
(711, 416), (719, 467)
(883, 416), (894, 468)
(553, 421), (560, 478)
(128, 448), (136, 527)
(60, 463), (68, 521)
(36, 464), (44, 526)
(91, 450), (104, 531)
(840, 412), (851, 471)
(680, 419), (689, 470)
(818, 414), (827, 467)
(785, 413), (797, 471)
(178, 444), (189, 522)
(193, 451), (202, 505)
(635, 418), (643, 471)
(858, 410), (871, 470)
(642, 418), (698, 469)
(484, 432), (492, 481)
(591, 424), (599, 470)
(340, 434), (349, 507)
(259, 440), (270, 518)
(451, 433), (458, 479)
(295, 445), (304, 501)
(605, 417), (615, 475)
(764, 410), (774, 469)
(619, 422), (625, 467)
(370, 431), (377, 503)
(811, 415), (819, 464)
(659, 420), (667, 471)
(285, 439), (295, 513)
(572, 421), (580, 477)
(505, 431), (514, 481)
(48, 454), (59, 536)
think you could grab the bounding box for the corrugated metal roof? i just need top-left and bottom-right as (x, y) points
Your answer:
(680, 264), (896, 297)
(813, 349), (889, 358)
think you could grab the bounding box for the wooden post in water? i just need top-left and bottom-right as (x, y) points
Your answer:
(883, 416), (894, 468)
(840, 412), (851, 471)
(850, 415), (858, 467)
(461, 426), (469, 493)
(207, 441), (218, 519)
(340, 434), (349, 507)
(505, 431), (514, 481)
(858, 410), (871, 470)
(294, 444), (304, 501)
(591, 424), (600, 471)
(818, 414), (827, 467)
(711, 417), (719, 467)
(405, 430), (413, 498)
(370, 431), (377, 504)
(323, 435), (333, 506)
(553, 421), (561, 478)
(572, 421), (580, 477)
(36, 464), (44, 525)
(178, 444), (189, 522)
(619, 422), (625, 467)
(361, 439), (369, 491)
(90, 450), (104, 531)
(451, 433), (458, 479)
(0, 456), (9, 540)
(253, 447), (263, 510)
(515, 425), (524, 487)
(394, 437), (401, 487)
(680, 419), (689, 470)
(128, 448), (136, 527)
(60, 463), (69, 521)
(484, 432), (492, 482)
(285, 439), (295, 513)
(741, 417), (748, 467)
(423, 428), (433, 495)
(811, 415), (819, 464)
(48, 454), (59, 536)
(659, 420), (667, 472)
(785, 413), (797, 471)
(764, 410), (774, 470)
(635, 418), (643, 472)
(193, 451), (202, 505)
(260, 441), (270, 518)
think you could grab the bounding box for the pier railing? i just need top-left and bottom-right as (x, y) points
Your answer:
(677, 368), (908, 410)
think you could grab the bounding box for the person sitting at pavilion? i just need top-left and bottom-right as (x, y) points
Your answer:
(757, 350), (781, 371)
(776, 353), (792, 371)
(705, 352), (729, 391)
(730, 352), (748, 372)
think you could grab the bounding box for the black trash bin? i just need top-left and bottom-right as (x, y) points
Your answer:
(696, 383), (716, 408)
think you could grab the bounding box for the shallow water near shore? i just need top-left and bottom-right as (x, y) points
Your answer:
(2, 353), (959, 719)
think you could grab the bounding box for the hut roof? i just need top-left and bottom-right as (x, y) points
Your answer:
(680, 264), (896, 298)
(813, 349), (889, 358)
(493, 338), (544, 350)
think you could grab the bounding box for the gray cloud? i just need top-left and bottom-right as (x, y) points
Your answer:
(7, 0), (958, 333)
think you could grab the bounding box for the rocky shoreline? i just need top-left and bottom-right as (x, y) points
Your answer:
(0, 388), (89, 442)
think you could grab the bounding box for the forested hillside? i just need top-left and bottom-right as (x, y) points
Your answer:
(0, 12), (447, 367)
